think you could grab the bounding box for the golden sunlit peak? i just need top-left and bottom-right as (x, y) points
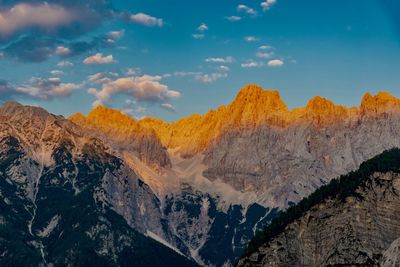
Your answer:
(306, 96), (335, 108)
(361, 91), (400, 114)
(232, 85), (288, 113)
(235, 85), (282, 101)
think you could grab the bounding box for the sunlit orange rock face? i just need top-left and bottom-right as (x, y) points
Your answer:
(69, 106), (171, 169)
(69, 85), (400, 158)
(361, 92), (400, 116)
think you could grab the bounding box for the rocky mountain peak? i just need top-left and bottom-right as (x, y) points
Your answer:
(361, 91), (400, 115)
(297, 95), (352, 124)
(231, 85), (288, 113)
(69, 106), (171, 170)
(305, 96), (336, 111)
(0, 100), (54, 122)
(225, 85), (288, 129)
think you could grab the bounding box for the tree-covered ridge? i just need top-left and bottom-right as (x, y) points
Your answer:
(241, 148), (400, 259)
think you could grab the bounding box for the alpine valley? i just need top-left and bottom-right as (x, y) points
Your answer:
(2, 85), (400, 267)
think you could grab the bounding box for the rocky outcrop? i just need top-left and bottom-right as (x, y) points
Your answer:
(237, 150), (400, 267)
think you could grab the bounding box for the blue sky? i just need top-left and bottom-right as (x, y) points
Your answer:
(0, 0), (399, 121)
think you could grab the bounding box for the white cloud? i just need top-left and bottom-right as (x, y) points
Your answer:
(259, 45), (273, 50)
(107, 30), (125, 40)
(267, 59), (284, 67)
(256, 52), (273, 59)
(16, 77), (80, 100)
(225, 16), (241, 22)
(55, 46), (71, 57)
(161, 103), (175, 111)
(172, 71), (202, 77)
(0, 3), (78, 36)
(217, 65), (230, 72)
(244, 36), (259, 42)
(87, 72), (115, 84)
(88, 75), (180, 106)
(197, 23), (208, 32)
(50, 70), (64, 76)
(57, 60), (73, 67)
(83, 53), (115, 64)
(237, 5), (257, 16)
(130, 13), (164, 27)
(205, 56), (234, 64)
(126, 68), (141, 75)
(261, 0), (277, 11)
(193, 23), (208, 39)
(195, 72), (228, 83)
(241, 61), (263, 68)
(192, 34), (205, 39)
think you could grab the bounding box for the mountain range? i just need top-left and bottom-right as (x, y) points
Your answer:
(1, 84), (400, 266)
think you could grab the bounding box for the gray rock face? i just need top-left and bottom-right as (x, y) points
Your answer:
(237, 171), (400, 267)
(204, 112), (400, 208)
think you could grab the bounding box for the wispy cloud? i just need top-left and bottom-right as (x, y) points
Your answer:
(225, 16), (241, 22)
(87, 72), (117, 84)
(259, 45), (273, 50)
(50, 70), (64, 76)
(171, 71), (202, 77)
(107, 30), (125, 40)
(244, 36), (260, 42)
(256, 52), (274, 59)
(241, 61), (263, 68)
(130, 13), (164, 27)
(261, 0), (277, 11)
(57, 60), (74, 67)
(205, 56), (234, 64)
(197, 23), (208, 32)
(192, 34), (205, 39)
(217, 65), (230, 72)
(195, 72), (228, 83)
(161, 103), (175, 111)
(193, 23), (209, 39)
(237, 4), (257, 16)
